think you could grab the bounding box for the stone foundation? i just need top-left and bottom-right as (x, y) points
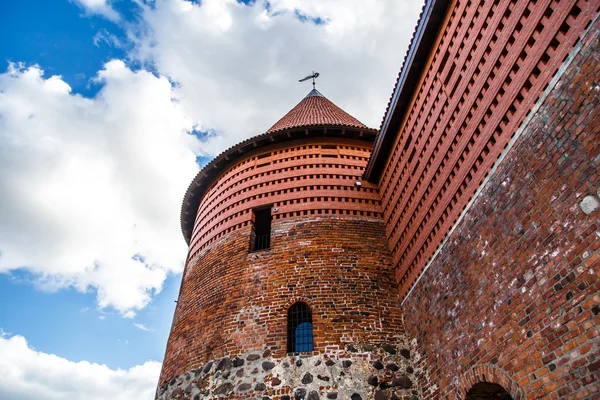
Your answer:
(156, 340), (430, 400)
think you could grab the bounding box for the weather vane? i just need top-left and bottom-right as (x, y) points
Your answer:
(299, 71), (320, 89)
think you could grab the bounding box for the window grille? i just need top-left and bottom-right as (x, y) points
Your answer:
(287, 302), (314, 353)
(254, 232), (270, 250)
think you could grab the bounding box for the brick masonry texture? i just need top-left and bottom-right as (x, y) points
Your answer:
(402, 11), (600, 400)
(160, 216), (419, 390)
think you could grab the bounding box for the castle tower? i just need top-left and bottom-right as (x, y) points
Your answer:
(158, 0), (600, 397)
(158, 89), (424, 399)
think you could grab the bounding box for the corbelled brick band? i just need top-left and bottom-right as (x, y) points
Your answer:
(186, 138), (381, 259)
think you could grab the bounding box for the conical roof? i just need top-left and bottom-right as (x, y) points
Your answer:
(266, 89), (368, 133)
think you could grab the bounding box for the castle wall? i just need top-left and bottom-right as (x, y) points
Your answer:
(402, 12), (600, 399)
(376, 0), (596, 300)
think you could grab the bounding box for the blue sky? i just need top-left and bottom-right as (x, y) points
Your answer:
(0, 270), (179, 368)
(0, 1), (420, 398)
(2, 0), (128, 97)
(0, 0), (178, 369)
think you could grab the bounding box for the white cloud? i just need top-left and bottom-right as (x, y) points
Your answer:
(134, 323), (154, 332)
(93, 29), (123, 48)
(132, 0), (423, 156)
(0, 333), (160, 400)
(71, 0), (120, 21)
(0, 61), (200, 316)
(0, 0), (423, 317)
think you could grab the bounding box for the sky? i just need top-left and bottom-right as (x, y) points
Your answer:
(0, 0), (422, 398)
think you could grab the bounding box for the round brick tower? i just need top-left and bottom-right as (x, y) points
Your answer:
(158, 89), (424, 400)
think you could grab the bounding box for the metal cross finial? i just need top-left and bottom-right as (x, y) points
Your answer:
(299, 71), (320, 89)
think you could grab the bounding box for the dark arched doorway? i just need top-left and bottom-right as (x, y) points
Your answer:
(465, 382), (513, 399)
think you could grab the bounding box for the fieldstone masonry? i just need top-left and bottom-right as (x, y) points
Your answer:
(579, 195), (600, 215)
(157, 342), (429, 400)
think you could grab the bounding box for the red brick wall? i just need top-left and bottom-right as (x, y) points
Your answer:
(159, 216), (405, 387)
(376, 0), (597, 300)
(402, 13), (600, 399)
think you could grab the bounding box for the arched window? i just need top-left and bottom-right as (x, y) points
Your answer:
(287, 302), (314, 353)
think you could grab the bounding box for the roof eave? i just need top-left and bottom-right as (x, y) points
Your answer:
(363, 0), (451, 183)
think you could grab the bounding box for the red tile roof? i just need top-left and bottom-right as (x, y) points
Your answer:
(266, 89), (368, 133)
